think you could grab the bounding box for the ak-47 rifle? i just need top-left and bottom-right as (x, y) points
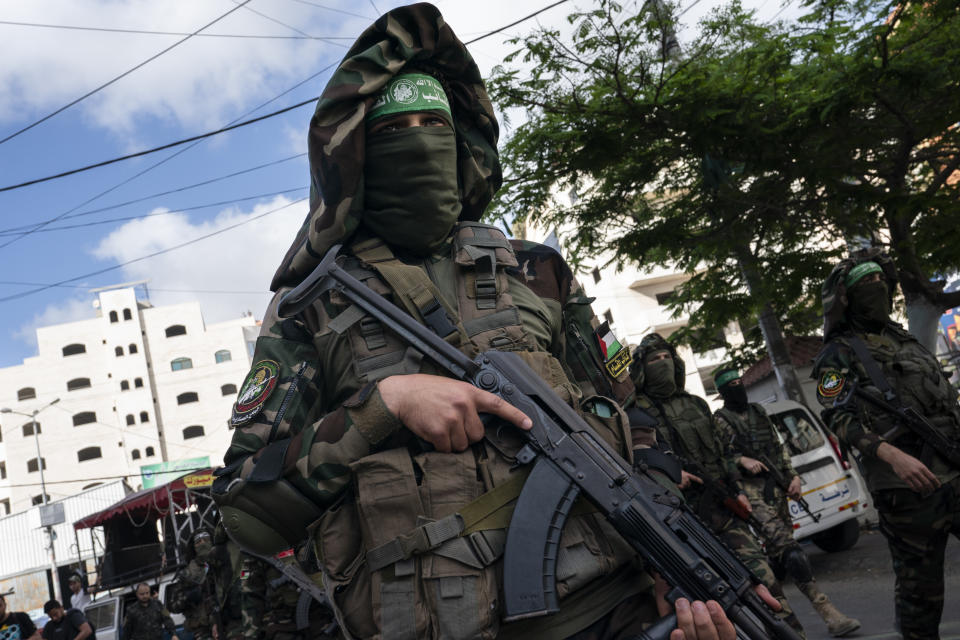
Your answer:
(728, 433), (821, 523)
(277, 245), (801, 640)
(835, 379), (960, 468)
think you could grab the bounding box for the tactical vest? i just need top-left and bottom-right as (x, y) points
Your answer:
(716, 405), (779, 461)
(313, 224), (638, 640)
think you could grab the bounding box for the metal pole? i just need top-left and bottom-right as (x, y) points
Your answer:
(32, 410), (62, 604)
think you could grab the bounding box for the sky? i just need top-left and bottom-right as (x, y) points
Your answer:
(0, 0), (800, 367)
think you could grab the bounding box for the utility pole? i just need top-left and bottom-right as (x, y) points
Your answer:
(2, 397), (62, 603)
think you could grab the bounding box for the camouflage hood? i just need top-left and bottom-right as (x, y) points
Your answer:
(821, 249), (899, 339)
(629, 332), (687, 392)
(271, 2), (502, 290)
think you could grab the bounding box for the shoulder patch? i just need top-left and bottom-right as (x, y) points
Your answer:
(817, 369), (845, 398)
(232, 359), (281, 426)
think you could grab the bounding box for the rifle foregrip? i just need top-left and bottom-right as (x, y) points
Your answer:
(502, 457), (581, 621)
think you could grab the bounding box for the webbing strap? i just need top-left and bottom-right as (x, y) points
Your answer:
(353, 239), (468, 346)
(848, 336), (899, 403)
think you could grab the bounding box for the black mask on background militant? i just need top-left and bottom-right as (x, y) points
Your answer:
(720, 383), (749, 412)
(644, 357), (676, 398)
(364, 127), (461, 256)
(847, 279), (890, 331)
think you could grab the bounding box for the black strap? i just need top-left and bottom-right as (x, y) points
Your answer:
(248, 439), (291, 483)
(848, 336), (899, 403)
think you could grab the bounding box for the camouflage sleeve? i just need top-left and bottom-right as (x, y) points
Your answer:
(712, 412), (743, 466)
(813, 341), (886, 459)
(163, 607), (177, 635)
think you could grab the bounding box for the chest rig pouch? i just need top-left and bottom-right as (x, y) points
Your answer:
(312, 226), (637, 640)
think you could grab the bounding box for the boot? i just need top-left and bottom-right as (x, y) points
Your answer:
(808, 592), (861, 637)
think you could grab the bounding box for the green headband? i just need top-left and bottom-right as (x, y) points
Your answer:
(368, 73), (452, 122)
(845, 261), (882, 288)
(714, 369), (740, 387)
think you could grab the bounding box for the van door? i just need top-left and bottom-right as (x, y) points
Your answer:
(84, 596), (120, 640)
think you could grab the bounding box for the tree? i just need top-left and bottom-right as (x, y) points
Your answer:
(486, 0), (960, 376)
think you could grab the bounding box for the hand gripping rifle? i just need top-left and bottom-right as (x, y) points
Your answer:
(279, 245), (801, 640)
(729, 434), (821, 523)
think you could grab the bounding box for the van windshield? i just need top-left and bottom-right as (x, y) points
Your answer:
(769, 409), (825, 455)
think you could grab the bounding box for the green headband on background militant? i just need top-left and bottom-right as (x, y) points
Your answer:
(845, 261), (882, 288)
(714, 369), (740, 387)
(368, 73), (451, 121)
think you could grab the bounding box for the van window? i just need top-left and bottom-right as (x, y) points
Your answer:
(769, 409), (825, 455)
(85, 599), (117, 631)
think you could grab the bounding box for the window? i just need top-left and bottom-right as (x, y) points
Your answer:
(655, 290), (676, 306)
(134, 377), (144, 388)
(27, 457), (46, 473)
(62, 343), (86, 357)
(120, 380), (130, 391)
(139, 411), (149, 423)
(77, 447), (102, 462)
(73, 411), (97, 426)
(0, 498), (9, 515)
(182, 425), (205, 440)
(171, 357), (193, 371)
(165, 324), (187, 338)
(0, 461), (5, 479)
(145, 446), (155, 457)
(215, 349), (232, 363)
(67, 377), (92, 391)
(22, 422), (40, 437)
(221, 383), (237, 396)
(177, 392), (199, 405)
(125, 414), (135, 426)
(129, 343), (138, 354)
(109, 310), (118, 323)
(592, 266), (602, 284)
(17, 387), (35, 401)
(115, 346), (124, 357)
(31, 494), (49, 506)
(123, 308), (132, 321)
(131, 449), (141, 460)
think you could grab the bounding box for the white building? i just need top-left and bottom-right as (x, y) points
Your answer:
(0, 285), (259, 515)
(522, 224), (743, 402)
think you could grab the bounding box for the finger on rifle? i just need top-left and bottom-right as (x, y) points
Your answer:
(449, 417), (469, 452)
(473, 388), (533, 430)
(691, 601), (720, 640)
(758, 462), (769, 471)
(689, 473), (703, 484)
(464, 411), (486, 445)
(754, 584), (781, 610)
(706, 601), (736, 640)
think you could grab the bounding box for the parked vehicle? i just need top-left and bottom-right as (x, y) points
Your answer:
(764, 400), (868, 552)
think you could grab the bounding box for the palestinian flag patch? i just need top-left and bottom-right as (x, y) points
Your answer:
(595, 322), (632, 378)
(818, 370), (845, 399)
(231, 359), (280, 426)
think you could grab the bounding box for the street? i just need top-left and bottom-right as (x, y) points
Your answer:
(783, 527), (960, 639)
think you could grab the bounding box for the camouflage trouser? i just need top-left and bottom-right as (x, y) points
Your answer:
(711, 508), (806, 638)
(874, 476), (960, 640)
(563, 589), (659, 639)
(741, 480), (802, 563)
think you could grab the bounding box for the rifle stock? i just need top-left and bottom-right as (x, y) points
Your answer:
(279, 245), (801, 640)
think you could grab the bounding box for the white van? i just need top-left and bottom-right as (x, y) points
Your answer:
(82, 578), (186, 640)
(764, 400), (869, 552)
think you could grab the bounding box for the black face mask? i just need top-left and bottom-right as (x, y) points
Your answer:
(848, 279), (890, 330)
(720, 383), (749, 411)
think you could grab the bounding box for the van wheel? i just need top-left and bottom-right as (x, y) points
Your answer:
(811, 518), (860, 552)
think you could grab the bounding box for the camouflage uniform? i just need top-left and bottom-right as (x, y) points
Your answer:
(176, 557), (214, 640)
(239, 556), (336, 639)
(812, 253), (960, 640)
(629, 334), (804, 636)
(214, 5), (670, 640)
(210, 537), (245, 640)
(715, 397), (860, 636)
(122, 599), (176, 640)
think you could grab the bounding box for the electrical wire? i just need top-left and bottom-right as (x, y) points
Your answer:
(0, 187), (307, 236)
(0, 153), (306, 235)
(0, 467), (211, 489)
(284, 0), (375, 20)
(0, 97), (318, 195)
(0, 282), (267, 294)
(0, 196), (307, 303)
(0, 0), (255, 147)
(0, 19), (354, 41)
(465, 0), (568, 44)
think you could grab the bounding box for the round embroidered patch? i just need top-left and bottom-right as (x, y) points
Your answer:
(232, 360), (280, 425)
(818, 370), (845, 398)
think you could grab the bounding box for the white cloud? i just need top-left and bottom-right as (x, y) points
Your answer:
(90, 195), (309, 323)
(0, 0), (363, 135)
(14, 296), (95, 352)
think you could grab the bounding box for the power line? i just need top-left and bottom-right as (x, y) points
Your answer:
(0, 197), (307, 304)
(284, 0), (375, 21)
(0, 282), (267, 294)
(0, 97), (318, 194)
(0, 153), (306, 234)
(0, 0), (254, 147)
(0, 19), (353, 41)
(0, 187), (307, 236)
(465, 0), (568, 44)
(233, 0), (319, 40)
(0, 467), (211, 489)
